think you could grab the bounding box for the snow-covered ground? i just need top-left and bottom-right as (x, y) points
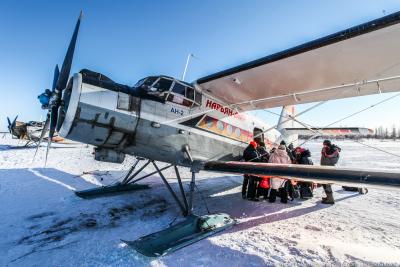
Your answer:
(1, 135), (400, 266)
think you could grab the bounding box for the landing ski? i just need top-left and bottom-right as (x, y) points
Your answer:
(124, 213), (235, 257)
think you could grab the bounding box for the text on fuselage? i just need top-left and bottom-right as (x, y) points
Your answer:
(205, 99), (238, 116)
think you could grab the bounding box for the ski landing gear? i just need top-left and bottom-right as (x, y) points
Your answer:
(75, 158), (160, 198)
(125, 213), (234, 257)
(122, 164), (235, 257)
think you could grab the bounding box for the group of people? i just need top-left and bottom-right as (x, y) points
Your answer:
(242, 138), (342, 205)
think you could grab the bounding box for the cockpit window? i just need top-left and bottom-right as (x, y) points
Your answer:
(195, 91), (202, 104)
(134, 76), (202, 107)
(134, 78), (145, 87)
(172, 82), (186, 95)
(153, 78), (173, 91)
(167, 81), (202, 108)
(186, 87), (195, 101)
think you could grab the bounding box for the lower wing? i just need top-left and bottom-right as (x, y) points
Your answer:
(203, 161), (400, 190)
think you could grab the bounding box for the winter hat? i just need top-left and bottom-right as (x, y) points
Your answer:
(250, 141), (257, 148)
(323, 140), (331, 146)
(280, 140), (286, 146)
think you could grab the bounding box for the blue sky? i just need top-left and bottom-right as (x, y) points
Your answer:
(1, 1), (400, 131)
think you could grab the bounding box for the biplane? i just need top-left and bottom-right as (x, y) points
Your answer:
(36, 11), (400, 256)
(5, 116), (64, 148)
(6, 116), (45, 146)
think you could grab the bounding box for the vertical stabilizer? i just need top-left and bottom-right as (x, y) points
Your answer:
(277, 106), (298, 147)
(277, 106), (296, 131)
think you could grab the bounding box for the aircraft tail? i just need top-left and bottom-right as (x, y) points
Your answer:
(277, 106), (295, 131)
(277, 106), (298, 147)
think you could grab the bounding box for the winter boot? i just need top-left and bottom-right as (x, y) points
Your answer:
(269, 189), (277, 203)
(279, 188), (288, 203)
(358, 187), (368, 194)
(242, 175), (249, 199)
(300, 185), (313, 199)
(321, 192), (335, 204)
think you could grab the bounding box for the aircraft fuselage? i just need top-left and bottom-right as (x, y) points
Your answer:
(57, 70), (281, 166)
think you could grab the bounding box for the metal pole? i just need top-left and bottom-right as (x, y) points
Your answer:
(122, 160), (151, 185)
(188, 172), (196, 214)
(121, 158), (142, 184)
(181, 53), (193, 81)
(174, 166), (189, 212)
(130, 164), (173, 184)
(152, 162), (187, 215)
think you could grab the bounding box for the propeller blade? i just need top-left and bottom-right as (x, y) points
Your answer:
(33, 114), (50, 161)
(11, 115), (18, 130)
(52, 65), (60, 92)
(49, 106), (58, 140)
(44, 137), (52, 167)
(44, 106), (58, 165)
(7, 117), (12, 133)
(55, 11), (82, 93)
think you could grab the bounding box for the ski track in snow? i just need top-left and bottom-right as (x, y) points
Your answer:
(0, 135), (400, 266)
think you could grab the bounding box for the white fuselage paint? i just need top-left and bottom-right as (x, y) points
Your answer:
(59, 74), (282, 166)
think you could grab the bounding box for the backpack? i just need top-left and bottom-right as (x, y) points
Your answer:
(331, 144), (341, 153)
(259, 178), (270, 189)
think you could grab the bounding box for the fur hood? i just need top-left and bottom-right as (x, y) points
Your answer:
(269, 148), (291, 164)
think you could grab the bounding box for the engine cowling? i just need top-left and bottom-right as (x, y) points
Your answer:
(58, 73), (140, 149)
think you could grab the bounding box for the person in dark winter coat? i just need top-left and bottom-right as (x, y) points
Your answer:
(294, 147), (313, 165)
(294, 147), (314, 199)
(255, 141), (270, 199)
(280, 140), (295, 162)
(320, 140), (340, 204)
(243, 141), (261, 162)
(256, 141), (270, 163)
(242, 141), (261, 201)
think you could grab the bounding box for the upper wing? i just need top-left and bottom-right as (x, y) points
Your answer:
(203, 161), (400, 190)
(196, 12), (400, 111)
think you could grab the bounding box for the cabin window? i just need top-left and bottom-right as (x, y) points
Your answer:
(206, 118), (213, 128)
(217, 121), (224, 131)
(235, 128), (241, 138)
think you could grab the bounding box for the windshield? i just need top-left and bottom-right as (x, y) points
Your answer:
(134, 77), (157, 88)
(134, 76), (201, 105)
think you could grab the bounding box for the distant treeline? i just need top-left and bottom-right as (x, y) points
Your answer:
(370, 126), (400, 139)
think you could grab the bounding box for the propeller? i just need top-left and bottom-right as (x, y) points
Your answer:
(7, 115), (18, 134)
(34, 12), (82, 165)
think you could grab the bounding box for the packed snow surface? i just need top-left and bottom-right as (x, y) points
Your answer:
(1, 135), (400, 266)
